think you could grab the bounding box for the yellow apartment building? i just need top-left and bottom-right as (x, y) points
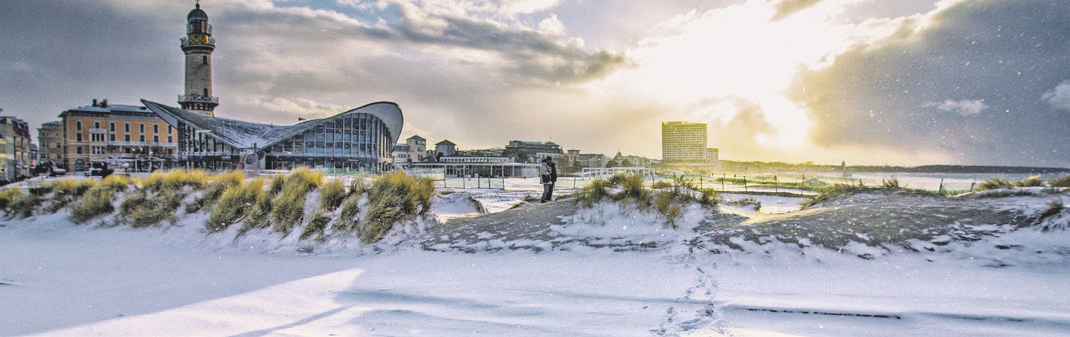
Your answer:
(58, 99), (177, 172)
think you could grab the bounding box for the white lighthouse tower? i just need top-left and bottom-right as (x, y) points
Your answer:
(178, 2), (219, 115)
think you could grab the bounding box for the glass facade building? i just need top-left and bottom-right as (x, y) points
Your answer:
(143, 100), (403, 173)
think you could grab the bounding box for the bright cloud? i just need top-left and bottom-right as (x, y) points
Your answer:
(3, 0), (1068, 167)
(924, 99), (988, 116)
(1042, 81), (1070, 111)
(583, 0), (909, 161)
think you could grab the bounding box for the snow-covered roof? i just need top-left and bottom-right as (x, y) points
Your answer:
(141, 99), (404, 151)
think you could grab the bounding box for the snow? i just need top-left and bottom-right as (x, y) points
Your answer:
(2, 180), (1070, 336)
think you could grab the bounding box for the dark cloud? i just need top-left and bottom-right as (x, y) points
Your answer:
(0, 1), (184, 128)
(388, 5), (630, 84)
(205, 0), (629, 124)
(792, 0), (1070, 167)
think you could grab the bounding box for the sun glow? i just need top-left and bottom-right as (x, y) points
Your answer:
(588, 0), (878, 157)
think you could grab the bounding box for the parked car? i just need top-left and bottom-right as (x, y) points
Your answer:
(85, 162), (114, 177)
(50, 167), (67, 176)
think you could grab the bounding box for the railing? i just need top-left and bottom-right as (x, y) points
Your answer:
(179, 36), (215, 48)
(177, 94), (219, 104)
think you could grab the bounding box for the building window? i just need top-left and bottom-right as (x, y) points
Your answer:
(91, 134), (105, 142)
(140, 124), (145, 133)
(92, 146), (105, 155)
(125, 135), (131, 142)
(153, 125), (159, 134)
(125, 123), (130, 132)
(110, 122), (116, 132)
(94, 121), (100, 129)
(153, 135), (159, 143)
(76, 134), (82, 142)
(202, 55), (208, 64)
(168, 126), (173, 134)
(140, 135), (145, 142)
(76, 147), (83, 154)
(168, 136), (173, 143)
(110, 134), (116, 142)
(76, 121), (82, 131)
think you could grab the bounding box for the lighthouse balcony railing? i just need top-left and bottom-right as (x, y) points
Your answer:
(178, 94), (220, 104)
(179, 36), (216, 47)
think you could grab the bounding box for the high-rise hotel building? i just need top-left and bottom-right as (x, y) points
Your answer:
(661, 121), (718, 164)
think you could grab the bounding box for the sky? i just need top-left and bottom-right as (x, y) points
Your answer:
(1, 0), (1068, 167)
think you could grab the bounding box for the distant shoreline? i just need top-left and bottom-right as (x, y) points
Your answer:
(718, 161), (1070, 175)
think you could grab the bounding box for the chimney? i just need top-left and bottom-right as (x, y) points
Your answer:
(92, 99), (98, 107)
(101, 99), (108, 108)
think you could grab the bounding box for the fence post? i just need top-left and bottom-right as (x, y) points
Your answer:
(938, 178), (944, 194)
(722, 173), (725, 192)
(744, 176), (748, 192)
(774, 175), (778, 194)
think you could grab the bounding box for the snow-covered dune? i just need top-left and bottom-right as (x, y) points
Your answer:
(2, 187), (1069, 336)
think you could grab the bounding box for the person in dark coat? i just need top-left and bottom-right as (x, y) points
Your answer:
(540, 156), (557, 203)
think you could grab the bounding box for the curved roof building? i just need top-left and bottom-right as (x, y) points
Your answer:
(141, 99), (403, 172)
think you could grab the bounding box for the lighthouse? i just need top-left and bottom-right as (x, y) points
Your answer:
(178, 2), (219, 115)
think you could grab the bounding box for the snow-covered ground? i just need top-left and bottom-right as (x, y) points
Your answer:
(2, 178), (1069, 336)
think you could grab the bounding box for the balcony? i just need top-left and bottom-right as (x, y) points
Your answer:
(178, 94), (219, 104)
(106, 141), (175, 147)
(179, 36), (215, 48)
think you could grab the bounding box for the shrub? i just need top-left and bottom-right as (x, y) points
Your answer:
(348, 176), (368, 196)
(334, 194), (363, 232)
(241, 189), (274, 233)
(271, 168), (322, 234)
(319, 180), (347, 212)
(70, 186), (118, 224)
(269, 173), (286, 196)
(118, 188), (185, 228)
(188, 171), (245, 213)
(881, 177), (901, 188)
(1050, 175), (1070, 188)
(576, 178), (613, 208)
(300, 211), (331, 241)
(977, 178), (1014, 191)
(651, 181), (673, 189)
(139, 169), (207, 193)
(207, 179), (265, 232)
(357, 172), (435, 243)
(1015, 176), (1044, 188)
(655, 192), (684, 228)
(7, 190), (41, 219)
(652, 179), (720, 227)
(575, 174), (718, 227)
(1038, 199), (1066, 231)
(1, 188), (24, 215)
(288, 167), (323, 192)
(42, 179), (95, 213)
(98, 174), (132, 193)
(694, 186), (719, 208)
(612, 174), (652, 209)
